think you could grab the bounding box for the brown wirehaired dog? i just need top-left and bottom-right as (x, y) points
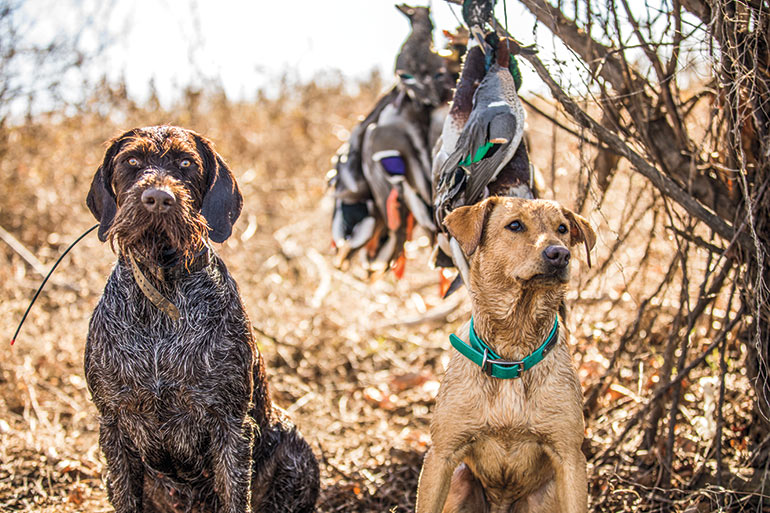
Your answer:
(415, 196), (596, 513)
(86, 126), (319, 513)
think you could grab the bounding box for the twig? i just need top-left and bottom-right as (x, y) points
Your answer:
(0, 224), (50, 277)
(0, 224), (75, 290)
(668, 227), (726, 255)
(584, 251), (680, 415)
(595, 305), (743, 464)
(306, 248), (332, 308)
(520, 96), (617, 153)
(549, 102), (558, 191)
(661, 252), (694, 488)
(715, 282), (738, 489)
(252, 325), (295, 348)
(375, 296), (464, 328)
(286, 391), (317, 415)
(583, 191), (655, 291)
(620, 0), (688, 148)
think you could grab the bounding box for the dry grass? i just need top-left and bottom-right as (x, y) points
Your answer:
(0, 75), (756, 512)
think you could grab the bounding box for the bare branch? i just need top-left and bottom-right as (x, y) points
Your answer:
(520, 50), (749, 248)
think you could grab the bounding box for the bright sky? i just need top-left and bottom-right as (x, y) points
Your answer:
(20, 0), (710, 112)
(23, 0), (546, 106)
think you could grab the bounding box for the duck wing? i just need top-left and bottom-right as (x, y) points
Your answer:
(334, 86), (399, 202)
(435, 63), (525, 222)
(449, 107), (519, 204)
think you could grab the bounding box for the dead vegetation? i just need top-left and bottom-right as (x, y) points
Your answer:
(0, 68), (758, 512)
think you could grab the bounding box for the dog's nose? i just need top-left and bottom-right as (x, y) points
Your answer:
(141, 188), (176, 214)
(543, 245), (570, 269)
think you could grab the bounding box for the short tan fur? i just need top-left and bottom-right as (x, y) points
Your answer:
(416, 197), (596, 513)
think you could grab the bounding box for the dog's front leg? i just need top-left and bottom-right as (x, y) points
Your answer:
(212, 417), (254, 513)
(99, 417), (145, 513)
(544, 446), (587, 513)
(415, 447), (460, 513)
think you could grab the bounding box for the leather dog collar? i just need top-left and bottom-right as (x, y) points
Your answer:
(449, 316), (559, 379)
(127, 252), (181, 321)
(130, 245), (211, 282)
(126, 246), (211, 321)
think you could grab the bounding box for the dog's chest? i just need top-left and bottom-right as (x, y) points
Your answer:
(480, 380), (530, 426)
(443, 356), (580, 501)
(463, 381), (556, 502)
(86, 264), (250, 413)
(467, 434), (553, 501)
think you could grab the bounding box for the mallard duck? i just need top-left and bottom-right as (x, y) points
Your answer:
(435, 39), (527, 225)
(329, 88), (399, 267)
(431, 42), (488, 195)
(329, 3), (459, 278)
(430, 26), (471, 150)
(432, 36), (535, 295)
(360, 90), (437, 276)
(395, 4), (450, 107)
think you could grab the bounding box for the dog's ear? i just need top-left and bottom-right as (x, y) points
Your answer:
(87, 131), (133, 242)
(561, 207), (596, 267)
(443, 197), (497, 257)
(195, 134), (243, 243)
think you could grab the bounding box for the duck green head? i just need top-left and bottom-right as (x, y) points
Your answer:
(485, 33), (524, 91)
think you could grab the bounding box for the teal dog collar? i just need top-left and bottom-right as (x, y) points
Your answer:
(449, 316), (559, 379)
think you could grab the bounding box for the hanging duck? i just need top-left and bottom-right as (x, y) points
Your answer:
(329, 3), (450, 278)
(394, 4), (452, 108)
(435, 36), (528, 225)
(329, 87), (399, 268)
(356, 3), (452, 278)
(359, 90), (437, 277)
(431, 40), (488, 198)
(357, 4), (457, 277)
(433, 34), (536, 295)
(430, 26), (470, 152)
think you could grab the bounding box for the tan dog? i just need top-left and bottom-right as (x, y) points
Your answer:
(415, 196), (596, 513)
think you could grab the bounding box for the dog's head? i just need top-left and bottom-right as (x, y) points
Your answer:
(86, 126), (242, 262)
(444, 197), (596, 293)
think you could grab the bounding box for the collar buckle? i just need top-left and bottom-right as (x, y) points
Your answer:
(481, 348), (525, 376)
(481, 348), (493, 376)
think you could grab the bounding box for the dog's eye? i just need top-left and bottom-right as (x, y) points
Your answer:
(179, 159), (192, 169)
(558, 224), (568, 234)
(127, 157), (140, 167)
(507, 220), (524, 232)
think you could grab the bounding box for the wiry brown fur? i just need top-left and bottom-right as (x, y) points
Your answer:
(415, 197), (596, 513)
(85, 126), (319, 513)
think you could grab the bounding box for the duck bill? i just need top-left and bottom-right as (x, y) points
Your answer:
(470, 26), (488, 55)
